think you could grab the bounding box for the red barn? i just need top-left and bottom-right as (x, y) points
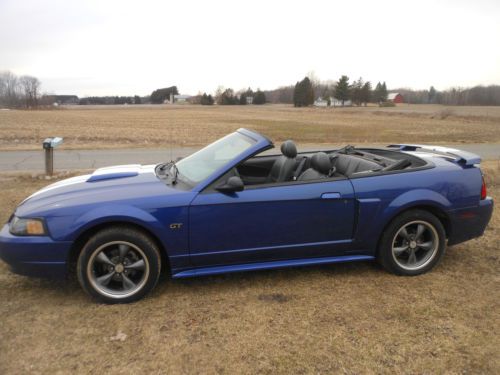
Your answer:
(388, 93), (404, 103)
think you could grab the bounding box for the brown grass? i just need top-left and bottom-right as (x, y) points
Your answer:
(1, 104), (500, 151)
(0, 162), (498, 374)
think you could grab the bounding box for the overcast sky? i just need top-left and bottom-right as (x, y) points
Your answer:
(1, 0), (499, 96)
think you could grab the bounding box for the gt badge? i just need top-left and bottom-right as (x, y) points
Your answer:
(169, 223), (183, 229)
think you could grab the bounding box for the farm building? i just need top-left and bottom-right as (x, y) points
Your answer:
(331, 97), (352, 107)
(314, 97), (352, 107)
(43, 95), (79, 105)
(388, 93), (404, 103)
(165, 94), (192, 104)
(314, 97), (329, 107)
(174, 94), (191, 103)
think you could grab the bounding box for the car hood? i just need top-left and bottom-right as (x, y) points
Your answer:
(16, 164), (182, 217)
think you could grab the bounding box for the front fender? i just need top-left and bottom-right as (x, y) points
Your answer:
(46, 203), (190, 270)
(67, 204), (167, 241)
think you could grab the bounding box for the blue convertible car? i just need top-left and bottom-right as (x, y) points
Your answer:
(0, 129), (493, 303)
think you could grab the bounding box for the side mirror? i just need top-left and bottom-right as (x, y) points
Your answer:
(216, 176), (244, 193)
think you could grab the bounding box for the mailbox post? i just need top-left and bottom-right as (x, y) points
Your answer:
(43, 137), (63, 176)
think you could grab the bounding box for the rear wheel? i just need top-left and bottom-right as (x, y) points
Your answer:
(77, 226), (161, 304)
(378, 210), (446, 276)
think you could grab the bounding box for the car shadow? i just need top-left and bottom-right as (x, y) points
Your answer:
(156, 260), (380, 295)
(1, 260), (380, 304)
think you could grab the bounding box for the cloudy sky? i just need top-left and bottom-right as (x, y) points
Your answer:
(1, 0), (499, 96)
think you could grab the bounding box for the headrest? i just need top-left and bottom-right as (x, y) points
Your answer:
(280, 140), (297, 158)
(311, 152), (332, 174)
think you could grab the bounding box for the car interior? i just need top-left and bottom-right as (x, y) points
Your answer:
(232, 140), (428, 186)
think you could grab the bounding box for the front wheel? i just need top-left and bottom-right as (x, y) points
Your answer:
(378, 210), (446, 276)
(77, 226), (161, 304)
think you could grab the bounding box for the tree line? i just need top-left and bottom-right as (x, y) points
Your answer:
(69, 83), (500, 107)
(2, 69), (500, 109)
(79, 96), (143, 105)
(184, 87), (266, 106)
(78, 82), (499, 107)
(391, 85), (500, 106)
(292, 75), (389, 107)
(273, 75), (500, 107)
(80, 86), (267, 106)
(0, 71), (41, 108)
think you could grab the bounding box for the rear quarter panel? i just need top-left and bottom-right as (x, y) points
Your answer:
(350, 157), (482, 252)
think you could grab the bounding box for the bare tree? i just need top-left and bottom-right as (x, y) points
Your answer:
(0, 74), (5, 107)
(306, 70), (320, 87)
(0, 71), (21, 107)
(19, 75), (40, 108)
(0, 71), (43, 108)
(214, 85), (225, 104)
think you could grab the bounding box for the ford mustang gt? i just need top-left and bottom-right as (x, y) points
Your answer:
(0, 129), (493, 303)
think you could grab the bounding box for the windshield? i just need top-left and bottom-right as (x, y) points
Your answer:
(175, 132), (256, 184)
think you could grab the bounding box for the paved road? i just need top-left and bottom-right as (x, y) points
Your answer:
(0, 147), (200, 173)
(0, 143), (499, 173)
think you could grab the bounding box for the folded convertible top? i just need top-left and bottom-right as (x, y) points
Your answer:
(387, 144), (481, 166)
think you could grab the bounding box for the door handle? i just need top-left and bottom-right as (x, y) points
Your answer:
(321, 192), (341, 199)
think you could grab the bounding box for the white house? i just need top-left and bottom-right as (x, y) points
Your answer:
(314, 97), (329, 107)
(164, 94), (192, 104)
(314, 97), (352, 107)
(173, 94), (191, 103)
(332, 97), (352, 107)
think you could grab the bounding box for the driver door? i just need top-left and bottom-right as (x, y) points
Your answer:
(188, 178), (356, 267)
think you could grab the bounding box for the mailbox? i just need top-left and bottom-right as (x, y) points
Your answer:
(43, 137), (64, 149)
(43, 137), (63, 176)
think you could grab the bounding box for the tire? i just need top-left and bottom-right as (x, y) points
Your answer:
(378, 209), (446, 276)
(77, 226), (161, 304)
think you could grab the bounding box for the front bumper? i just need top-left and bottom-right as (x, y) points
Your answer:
(448, 197), (494, 246)
(0, 224), (72, 278)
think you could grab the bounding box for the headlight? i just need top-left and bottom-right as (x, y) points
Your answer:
(9, 216), (47, 236)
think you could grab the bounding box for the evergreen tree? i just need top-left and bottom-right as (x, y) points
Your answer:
(150, 86), (178, 104)
(380, 82), (388, 102)
(351, 77), (364, 106)
(428, 86), (437, 103)
(200, 93), (214, 105)
(335, 75), (350, 106)
(373, 82), (381, 103)
(293, 81), (300, 107)
(360, 81), (372, 106)
(239, 88), (254, 105)
(219, 88), (238, 105)
(373, 82), (387, 103)
(253, 90), (266, 105)
(293, 77), (314, 107)
(305, 78), (314, 106)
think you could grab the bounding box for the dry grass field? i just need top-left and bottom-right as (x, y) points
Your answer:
(0, 161), (499, 374)
(1, 104), (500, 151)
